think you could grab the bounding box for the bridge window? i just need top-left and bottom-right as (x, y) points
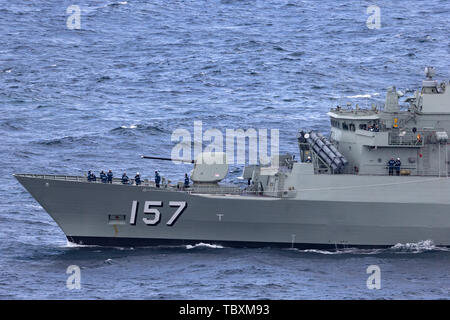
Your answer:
(331, 119), (340, 128)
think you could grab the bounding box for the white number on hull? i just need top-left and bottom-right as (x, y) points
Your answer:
(167, 201), (187, 226)
(143, 201), (162, 225)
(129, 201), (187, 226)
(129, 200), (138, 225)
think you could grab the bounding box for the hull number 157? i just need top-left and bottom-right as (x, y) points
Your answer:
(129, 201), (187, 226)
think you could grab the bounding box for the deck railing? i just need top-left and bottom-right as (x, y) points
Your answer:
(16, 173), (152, 186)
(15, 174), (297, 197)
(388, 132), (423, 146)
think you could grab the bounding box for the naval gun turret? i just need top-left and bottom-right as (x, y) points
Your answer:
(142, 152), (228, 185)
(190, 152), (228, 184)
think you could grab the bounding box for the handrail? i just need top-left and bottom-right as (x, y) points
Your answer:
(388, 132), (424, 146)
(15, 174), (296, 198)
(16, 173), (154, 186)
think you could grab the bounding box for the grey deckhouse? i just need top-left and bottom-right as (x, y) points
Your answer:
(320, 66), (449, 177)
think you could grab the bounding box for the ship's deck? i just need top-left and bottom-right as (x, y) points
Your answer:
(13, 173), (450, 203)
(13, 173), (258, 196)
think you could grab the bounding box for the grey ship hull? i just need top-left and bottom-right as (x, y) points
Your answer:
(14, 174), (450, 248)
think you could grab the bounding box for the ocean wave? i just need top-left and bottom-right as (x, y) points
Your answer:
(288, 240), (449, 255)
(186, 242), (224, 249)
(110, 124), (168, 135)
(0, 120), (23, 131)
(109, 1), (128, 7)
(346, 93), (380, 99)
(389, 240), (450, 253)
(36, 135), (96, 146)
(96, 75), (112, 82)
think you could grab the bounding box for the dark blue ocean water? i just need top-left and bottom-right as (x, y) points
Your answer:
(1, 0), (450, 299)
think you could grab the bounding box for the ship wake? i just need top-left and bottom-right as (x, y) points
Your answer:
(288, 240), (450, 255)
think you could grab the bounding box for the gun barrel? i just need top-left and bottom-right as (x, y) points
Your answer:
(141, 155), (195, 164)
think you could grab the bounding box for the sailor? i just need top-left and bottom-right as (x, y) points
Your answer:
(184, 173), (190, 188)
(135, 172), (141, 186)
(90, 172), (96, 182)
(387, 158), (395, 176)
(305, 156), (312, 163)
(121, 172), (129, 184)
(107, 170), (113, 184)
(87, 170), (92, 182)
(394, 158), (402, 176)
(155, 171), (161, 188)
(100, 170), (107, 183)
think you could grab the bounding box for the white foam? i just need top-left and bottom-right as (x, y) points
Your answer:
(120, 124), (138, 129)
(288, 247), (383, 255)
(64, 240), (97, 248)
(346, 93), (380, 99)
(186, 242), (224, 249)
(390, 240), (449, 253)
(286, 241), (450, 255)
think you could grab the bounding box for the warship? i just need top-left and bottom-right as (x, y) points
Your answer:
(14, 67), (450, 248)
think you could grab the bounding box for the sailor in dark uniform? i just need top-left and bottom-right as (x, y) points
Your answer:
(121, 172), (129, 184)
(87, 170), (92, 181)
(184, 173), (190, 188)
(155, 171), (161, 188)
(135, 172), (141, 186)
(100, 170), (107, 183)
(394, 158), (402, 176)
(387, 158), (395, 176)
(107, 170), (113, 184)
